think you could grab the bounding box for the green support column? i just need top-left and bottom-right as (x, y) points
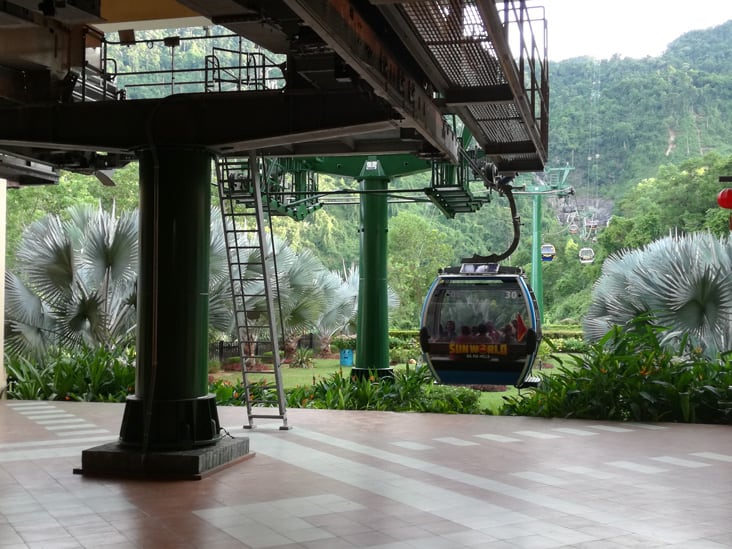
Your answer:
(531, 193), (544, 323)
(119, 147), (221, 450)
(353, 158), (392, 377)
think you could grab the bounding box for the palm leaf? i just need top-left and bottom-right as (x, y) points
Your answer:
(81, 207), (138, 287)
(16, 214), (75, 304)
(584, 231), (732, 357)
(4, 271), (55, 357)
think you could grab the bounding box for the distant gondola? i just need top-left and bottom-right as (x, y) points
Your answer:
(579, 247), (595, 264)
(540, 243), (556, 262)
(419, 262), (542, 388)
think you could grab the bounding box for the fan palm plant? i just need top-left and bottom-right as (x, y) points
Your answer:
(208, 207), (237, 335)
(212, 208), (333, 360)
(583, 231), (732, 358)
(313, 263), (359, 355)
(7, 204), (397, 366)
(6, 204), (334, 361)
(5, 204), (138, 358)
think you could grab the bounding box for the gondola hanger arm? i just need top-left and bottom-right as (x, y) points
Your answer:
(463, 173), (520, 264)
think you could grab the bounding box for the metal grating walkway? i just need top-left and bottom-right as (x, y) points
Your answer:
(377, 0), (549, 171)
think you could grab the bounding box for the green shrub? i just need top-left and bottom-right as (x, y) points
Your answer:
(388, 336), (421, 365)
(388, 329), (420, 341)
(545, 336), (589, 353)
(210, 378), (246, 406)
(331, 335), (356, 351)
(6, 346), (135, 402)
(542, 325), (583, 339)
(287, 383), (321, 409)
(420, 385), (483, 414)
(5, 355), (54, 400)
(282, 365), (483, 414)
(291, 347), (314, 368)
(502, 316), (732, 424)
(210, 377), (279, 406)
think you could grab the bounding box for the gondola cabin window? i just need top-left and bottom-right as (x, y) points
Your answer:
(424, 278), (529, 347)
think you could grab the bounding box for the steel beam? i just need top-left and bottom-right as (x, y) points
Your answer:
(0, 89), (401, 158)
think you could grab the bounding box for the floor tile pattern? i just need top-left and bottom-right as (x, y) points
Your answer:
(1, 401), (731, 548)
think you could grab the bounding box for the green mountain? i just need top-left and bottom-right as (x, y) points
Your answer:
(549, 20), (732, 197)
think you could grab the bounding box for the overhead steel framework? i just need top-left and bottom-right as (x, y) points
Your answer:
(372, 1), (548, 171)
(0, 0), (548, 181)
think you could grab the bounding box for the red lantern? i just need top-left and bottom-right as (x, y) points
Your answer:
(718, 188), (732, 209)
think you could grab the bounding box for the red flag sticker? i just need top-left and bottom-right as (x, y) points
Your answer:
(515, 313), (528, 342)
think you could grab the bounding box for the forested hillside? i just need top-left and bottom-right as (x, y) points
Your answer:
(550, 20), (732, 195)
(7, 21), (732, 329)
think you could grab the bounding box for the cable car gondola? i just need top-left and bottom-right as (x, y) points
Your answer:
(579, 247), (595, 264)
(419, 172), (541, 388)
(419, 263), (542, 388)
(540, 243), (556, 262)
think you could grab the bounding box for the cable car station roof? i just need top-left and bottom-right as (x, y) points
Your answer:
(0, 0), (548, 185)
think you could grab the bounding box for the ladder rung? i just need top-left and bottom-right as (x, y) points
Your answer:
(249, 413), (286, 420)
(249, 400), (277, 406)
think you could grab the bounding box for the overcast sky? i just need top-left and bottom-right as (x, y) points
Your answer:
(539, 0), (732, 61)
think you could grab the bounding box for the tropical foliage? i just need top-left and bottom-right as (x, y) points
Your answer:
(4, 202), (379, 365)
(5, 204), (138, 358)
(312, 264), (358, 355)
(583, 231), (732, 359)
(285, 366), (484, 414)
(205, 365), (483, 413)
(5, 346), (135, 402)
(503, 318), (732, 424)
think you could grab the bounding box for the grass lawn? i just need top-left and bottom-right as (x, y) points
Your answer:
(209, 357), (565, 415)
(212, 358), (345, 388)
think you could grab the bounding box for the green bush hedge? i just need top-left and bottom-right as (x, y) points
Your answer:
(5, 346), (135, 402)
(9, 319), (731, 425)
(285, 366), (485, 414)
(503, 319), (732, 424)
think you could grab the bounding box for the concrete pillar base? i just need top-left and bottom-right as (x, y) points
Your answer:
(74, 436), (251, 480)
(119, 394), (221, 450)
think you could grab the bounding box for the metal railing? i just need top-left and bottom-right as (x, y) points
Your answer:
(100, 30), (285, 99)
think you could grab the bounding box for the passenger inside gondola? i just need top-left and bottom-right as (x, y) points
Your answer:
(474, 323), (490, 341)
(502, 322), (516, 343)
(449, 325), (472, 360)
(440, 319), (457, 340)
(456, 325), (472, 342)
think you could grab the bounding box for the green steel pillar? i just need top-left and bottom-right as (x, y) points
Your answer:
(531, 193), (544, 323)
(119, 147), (221, 450)
(353, 158), (392, 377)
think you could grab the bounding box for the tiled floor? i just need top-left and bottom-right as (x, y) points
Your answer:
(1, 400), (731, 548)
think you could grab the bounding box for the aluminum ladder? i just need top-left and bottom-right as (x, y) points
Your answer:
(215, 152), (289, 430)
